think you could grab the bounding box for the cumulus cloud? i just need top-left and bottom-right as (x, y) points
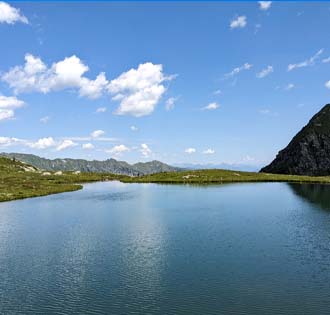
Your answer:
(256, 65), (273, 78)
(140, 143), (152, 158)
(325, 81), (330, 89)
(27, 137), (56, 149)
(203, 148), (215, 154)
(90, 129), (105, 138)
(106, 144), (130, 155)
(225, 63), (252, 78)
(0, 95), (25, 121)
(130, 125), (138, 131)
(108, 62), (174, 117)
(259, 1), (272, 11)
(0, 109), (14, 121)
(185, 148), (196, 154)
(56, 139), (77, 151)
(203, 102), (219, 111)
(230, 16), (247, 29)
(0, 1), (28, 24)
(0, 136), (22, 146)
(288, 49), (324, 71)
(165, 97), (178, 111)
(2, 54), (108, 99)
(2, 56), (176, 117)
(0, 95), (25, 109)
(82, 143), (94, 150)
(96, 107), (107, 113)
(79, 72), (108, 99)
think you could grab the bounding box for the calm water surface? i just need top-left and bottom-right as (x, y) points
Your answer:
(1, 182), (330, 314)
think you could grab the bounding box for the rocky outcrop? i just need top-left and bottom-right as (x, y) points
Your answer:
(261, 104), (330, 176)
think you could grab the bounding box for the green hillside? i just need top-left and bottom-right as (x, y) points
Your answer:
(0, 157), (125, 202)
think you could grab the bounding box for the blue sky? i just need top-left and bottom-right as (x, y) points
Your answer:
(0, 1), (330, 167)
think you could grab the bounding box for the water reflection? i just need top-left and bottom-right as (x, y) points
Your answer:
(287, 183), (330, 211)
(2, 182), (330, 314)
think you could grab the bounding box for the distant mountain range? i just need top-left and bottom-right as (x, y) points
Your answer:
(261, 104), (330, 176)
(175, 163), (261, 172)
(0, 153), (182, 176)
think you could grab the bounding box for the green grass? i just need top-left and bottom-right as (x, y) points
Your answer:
(2, 157), (330, 203)
(121, 168), (330, 185)
(0, 157), (127, 202)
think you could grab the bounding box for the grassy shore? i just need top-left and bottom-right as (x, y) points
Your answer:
(122, 169), (330, 184)
(0, 157), (126, 202)
(2, 157), (330, 203)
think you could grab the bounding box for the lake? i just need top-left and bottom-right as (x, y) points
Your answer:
(1, 181), (330, 314)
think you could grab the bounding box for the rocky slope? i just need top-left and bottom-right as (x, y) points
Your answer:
(0, 153), (182, 176)
(261, 104), (330, 176)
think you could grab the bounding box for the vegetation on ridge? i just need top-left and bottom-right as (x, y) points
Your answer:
(0, 157), (127, 202)
(121, 168), (330, 184)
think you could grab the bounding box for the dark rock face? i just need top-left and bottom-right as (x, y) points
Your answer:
(261, 104), (330, 176)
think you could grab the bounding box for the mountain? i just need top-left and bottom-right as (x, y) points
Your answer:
(175, 163), (261, 172)
(261, 104), (330, 176)
(0, 153), (182, 176)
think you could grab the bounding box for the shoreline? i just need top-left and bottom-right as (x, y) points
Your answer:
(3, 170), (330, 203)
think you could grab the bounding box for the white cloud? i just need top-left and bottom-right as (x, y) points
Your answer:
(323, 57), (330, 63)
(202, 149), (215, 154)
(0, 95), (25, 109)
(0, 109), (14, 121)
(140, 143), (152, 157)
(0, 95), (25, 121)
(256, 65), (273, 78)
(96, 107), (107, 113)
(130, 125), (138, 131)
(325, 81), (330, 89)
(56, 139), (77, 151)
(285, 83), (295, 91)
(40, 116), (50, 124)
(82, 143), (94, 150)
(27, 137), (56, 149)
(213, 89), (222, 95)
(0, 1), (28, 24)
(108, 62), (174, 117)
(106, 144), (130, 155)
(259, 1), (272, 11)
(287, 49), (324, 71)
(225, 63), (252, 78)
(203, 102), (219, 110)
(3, 56), (176, 117)
(0, 136), (22, 146)
(230, 16), (247, 29)
(79, 72), (108, 99)
(203, 148), (215, 155)
(185, 148), (196, 154)
(165, 97), (178, 111)
(2, 54), (108, 99)
(91, 129), (105, 138)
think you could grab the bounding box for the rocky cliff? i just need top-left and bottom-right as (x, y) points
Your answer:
(261, 104), (330, 176)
